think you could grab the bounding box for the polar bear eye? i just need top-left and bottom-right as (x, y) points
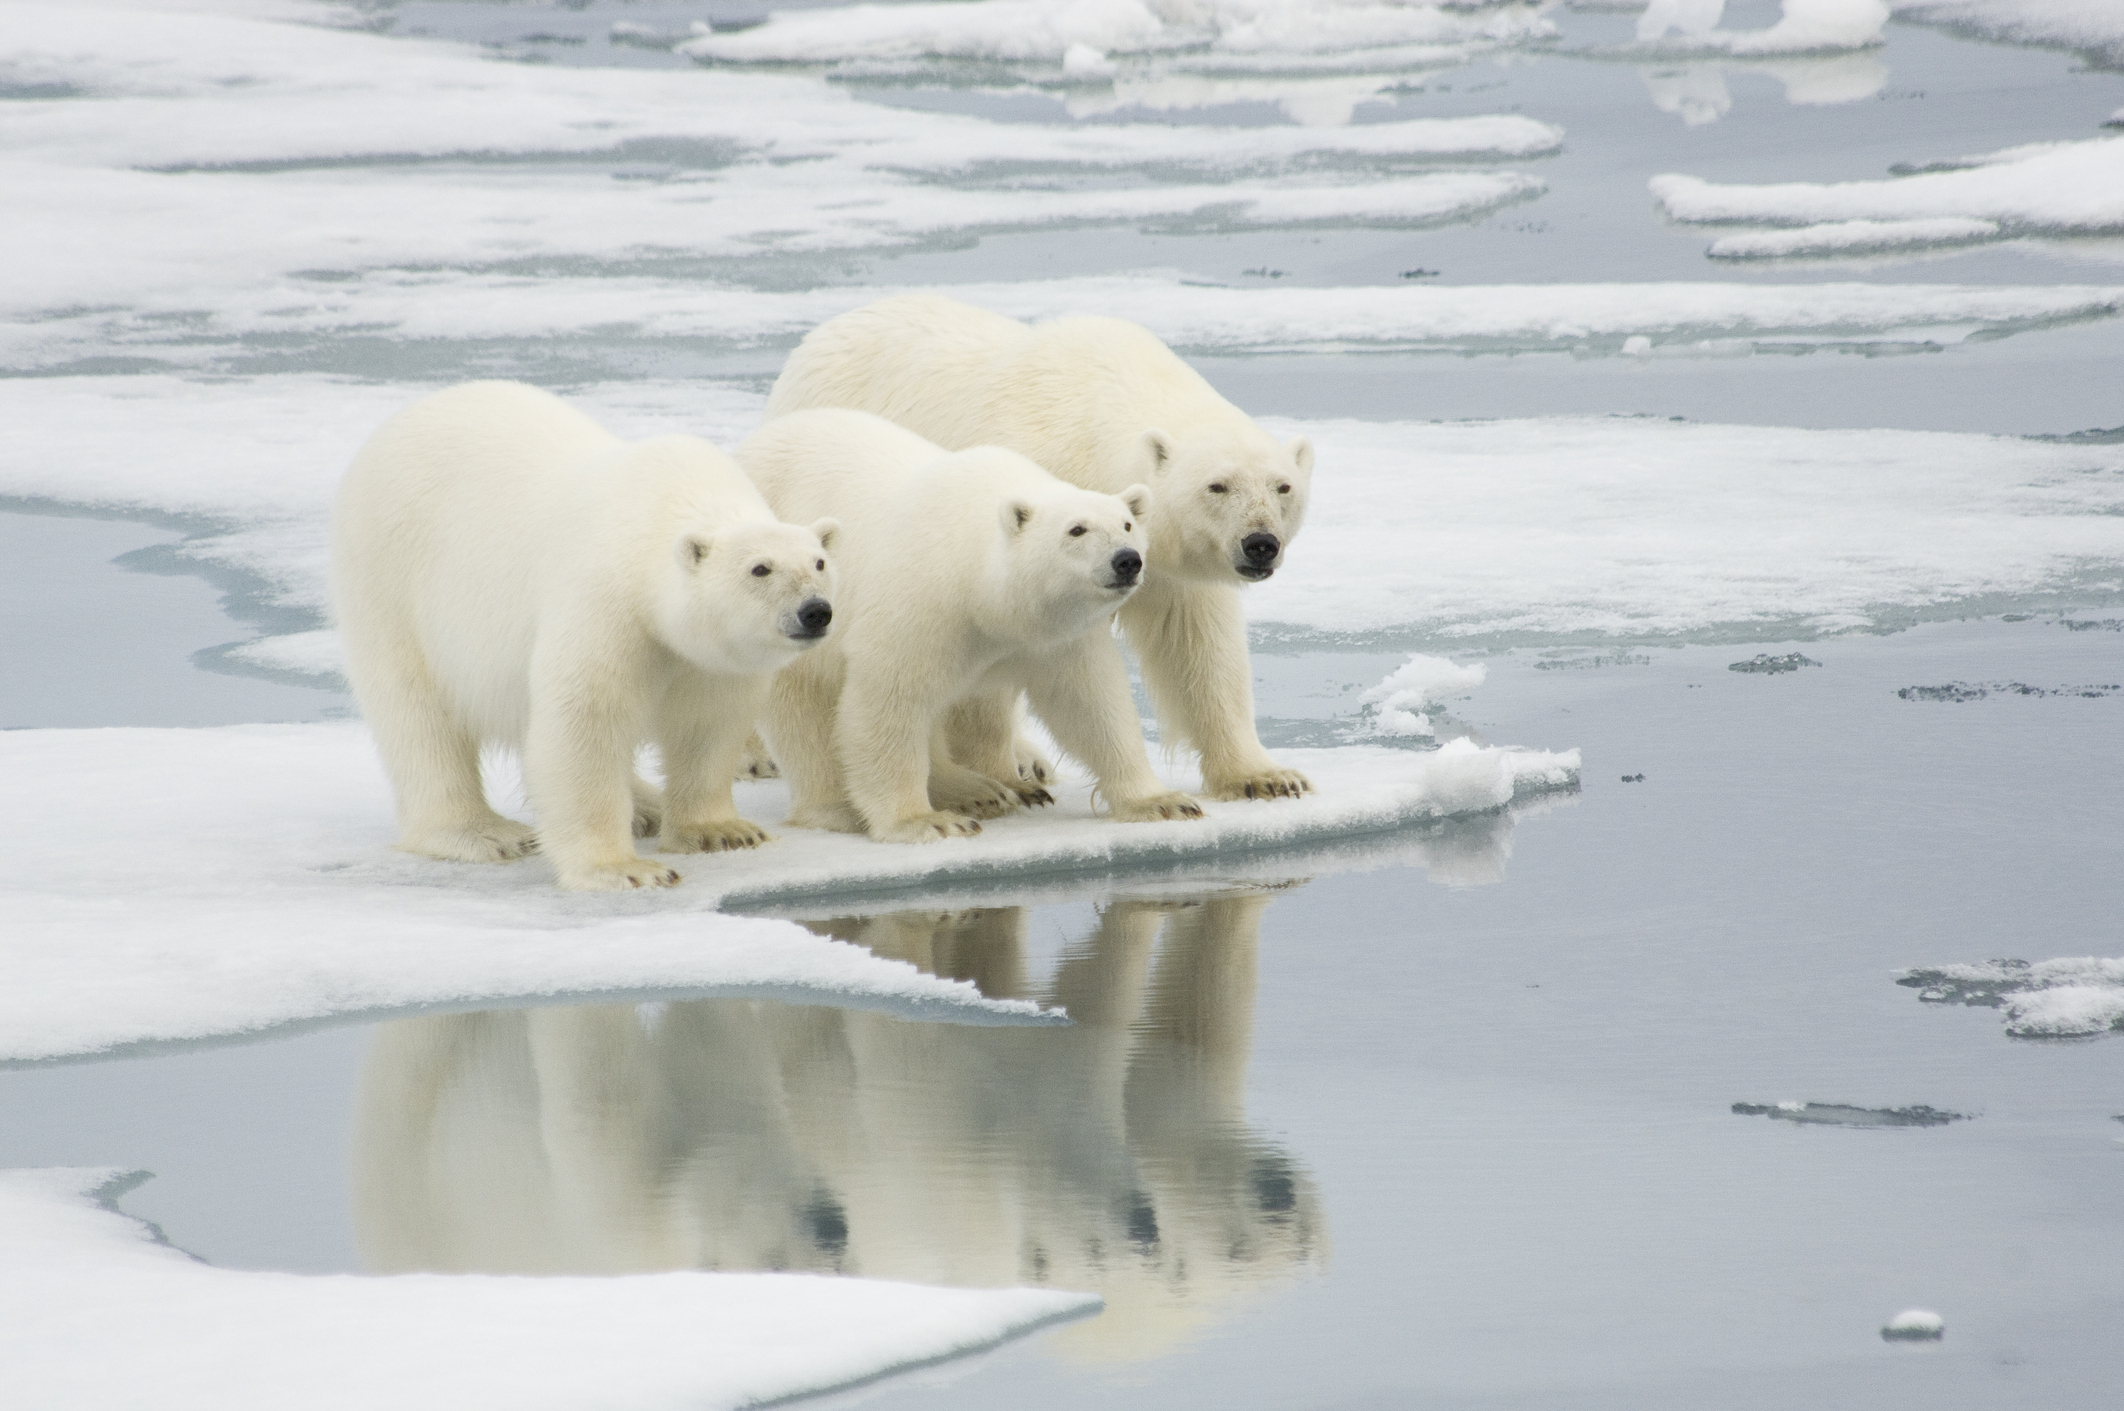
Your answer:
(1277, 483), (1292, 494)
(1208, 482), (1227, 494)
(1068, 525), (1087, 537)
(1123, 521), (1132, 532)
(751, 563), (770, 577)
(815, 558), (825, 570)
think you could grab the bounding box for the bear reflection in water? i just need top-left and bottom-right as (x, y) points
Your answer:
(352, 889), (1325, 1360)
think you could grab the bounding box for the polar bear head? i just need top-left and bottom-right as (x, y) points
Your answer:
(994, 472), (1154, 638)
(659, 517), (840, 675)
(1134, 424), (1312, 586)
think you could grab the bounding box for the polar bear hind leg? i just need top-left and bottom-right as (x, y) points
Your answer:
(356, 643), (537, 863)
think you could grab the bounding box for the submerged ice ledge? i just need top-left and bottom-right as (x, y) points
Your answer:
(0, 723), (1575, 1064)
(0, 1167), (1098, 1411)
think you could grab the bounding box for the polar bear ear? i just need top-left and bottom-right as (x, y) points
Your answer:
(1000, 499), (1036, 535)
(1119, 484), (1153, 519)
(1138, 429), (1173, 477)
(1288, 436), (1314, 475)
(675, 532), (713, 571)
(810, 517), (840, 552)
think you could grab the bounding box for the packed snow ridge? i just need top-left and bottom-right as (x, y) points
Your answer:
(1654, 137), (2124, 255)
(0, 1168), (1098, 1411)
(1899, 957), (2124, 1038)
(1625, 0), (1891, 56)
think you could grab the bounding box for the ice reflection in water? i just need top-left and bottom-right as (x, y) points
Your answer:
(1640, 52), (1887, 125)
(353, 888), (1326, 1361)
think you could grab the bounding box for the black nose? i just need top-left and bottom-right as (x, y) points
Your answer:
(1242, 532), (1280, 565)
(1110, 548), (1142, 583)
(796, 598), (832, 634)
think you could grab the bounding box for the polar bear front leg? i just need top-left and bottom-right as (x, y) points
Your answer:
(763, 660), (865, 834)
(837, 674), (982, 843)
(1023, 633), (1203, 823)
(525, 661), (680, 890)
(656, 673), (772, 855)
(935, 696), (1055, 812)
(1123, 581), (1312, 802)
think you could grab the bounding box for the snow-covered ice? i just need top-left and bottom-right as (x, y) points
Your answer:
(1705, 216), (2000, 259)
(0, 1167), (1097, 1411)
(1880, 1307), (1946, 1340)
(1891, 0), (2124, 68)
(1899, 957), (2124, 1038)
(0, 719), (1576, 1063)
(1653, 137), (2124, 252)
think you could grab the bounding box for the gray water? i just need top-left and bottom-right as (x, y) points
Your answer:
(6, 1), (2124, 1405)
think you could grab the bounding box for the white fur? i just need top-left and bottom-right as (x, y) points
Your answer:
(765, 294), (1316, 801)
(331, 381), (838, 890)
(734, 409), (1199, 843)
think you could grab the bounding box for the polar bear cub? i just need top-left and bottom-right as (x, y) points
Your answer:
(766, 294), (1314, 803)
(735, 410), (1203, 843)
(332, 381), (838, 890)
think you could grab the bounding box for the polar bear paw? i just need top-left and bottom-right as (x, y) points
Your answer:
(736, 732), (781, 780)
(630, 782), (665, 839)
(560, 858), (683, 891)
(401, 817), (539, 864)
(1208, 766), (1312, 802)
(873, 811), (983, 844)
(1012, 736), (1056, 787)
(1106, 790), (1205, 823)
(930, 766), (1050, 819)
(661, 818), (771, 853)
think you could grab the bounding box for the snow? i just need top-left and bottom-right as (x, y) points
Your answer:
(1705, 216), (1999, 259)
(1891, 0), (2124, 68)
(1629, 0), (1890, 55)
(1653, 138), (2124, 246)
(1881, 1307), (1945, 1338)
(0, 720), (1576, 1064)
(0, 1167), (1098, 1411)
(1359, 654), (1489, 736)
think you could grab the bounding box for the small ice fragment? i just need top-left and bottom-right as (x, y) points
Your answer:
(1728, 653), (1820, 674)
(1622, 335), (1652, 355)
(1062, 43), (1114, 78)
(1881, 1308), (1944, 1341)
(1359, 654), (1487, 739)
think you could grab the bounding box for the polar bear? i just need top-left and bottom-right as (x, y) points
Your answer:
(332, 381), (838, 890)
(765, 294), (1314, 802)
(734, 409), (1202, 843)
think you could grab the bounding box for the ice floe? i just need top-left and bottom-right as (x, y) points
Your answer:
(0, 719), (1575, 1063)
(0, 1167), (1097, 1411)
(1898, 957), (2124, 1038)
(1891, 0), (2124, 68)
(1653, 137), (2124, 256)
(1358, 653), (1488, 737)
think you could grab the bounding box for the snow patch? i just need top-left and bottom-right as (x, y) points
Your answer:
(1706, 216), (2000, 259)
(0, 1167), (1098, 1411)
(1632, 0), (1889, 55)
(1653, 137), (2124, 245)
(0, 722), (1576, 1063)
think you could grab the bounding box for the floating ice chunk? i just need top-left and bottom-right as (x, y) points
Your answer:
(1728, 653), (1820, 673)
(1359, 654), (1488, 738)
(1881, 1308), (1945, 1341)
(1062, 41), (1117, 77)
(1706, 217), (2000, 259)
(1652, 137), (2124, 242)
(1898, 957), (2124, 1038)
(0, 1168), (1099, 1411)
(0, 721), (1577, 1063)
(1628, 0), (1889, 54)
(1731, 1101), (1967, 1127)
(1891, 0), (2124, 69)
(1622, 334), (1653, 354)
(679, 0), (1172, 64)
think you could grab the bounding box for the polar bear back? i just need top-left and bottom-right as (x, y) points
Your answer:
(764, 294), (1266, 494)
(333, 381), (777, 740)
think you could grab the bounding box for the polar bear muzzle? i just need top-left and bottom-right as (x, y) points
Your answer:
(1106, 547), (1143, 590)
(786, 597), (834, 641)
(1236, 532), (1281, 581)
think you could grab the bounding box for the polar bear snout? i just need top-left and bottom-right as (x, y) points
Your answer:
(786, 596), (834, 641)
(1106, 547), (1143, 589)
(1236, 531), (1281, 580)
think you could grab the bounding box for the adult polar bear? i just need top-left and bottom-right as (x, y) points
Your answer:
(766, 295), (1314, 802)
(334, 381), (838, 890)
(737, 410), (1200, 842)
